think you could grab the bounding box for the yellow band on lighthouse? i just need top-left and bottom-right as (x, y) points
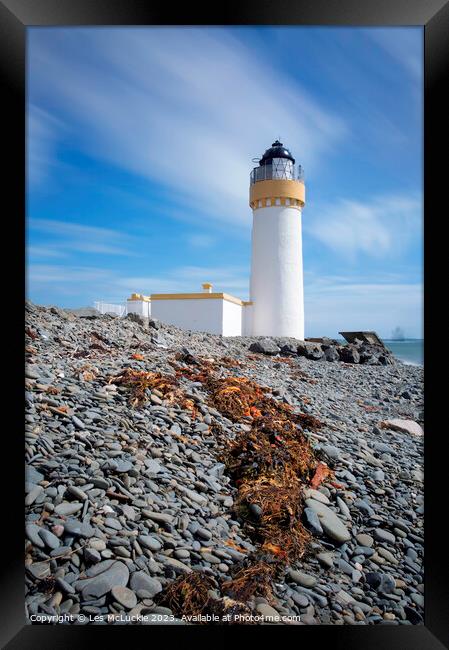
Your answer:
(249, 178), (305, 209)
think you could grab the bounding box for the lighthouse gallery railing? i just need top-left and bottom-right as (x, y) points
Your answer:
(250, 163), (304, 184)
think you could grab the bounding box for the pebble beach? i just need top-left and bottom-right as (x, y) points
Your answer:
(25, 302), (424, 626)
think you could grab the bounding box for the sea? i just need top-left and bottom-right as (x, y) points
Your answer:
(383, 340), (424, 367)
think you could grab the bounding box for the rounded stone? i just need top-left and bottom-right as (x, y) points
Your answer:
(355, 533), (373, 548)
(111, 585), (138, 610)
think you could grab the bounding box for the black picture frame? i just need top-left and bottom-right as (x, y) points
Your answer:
(2, 0), (448, 647)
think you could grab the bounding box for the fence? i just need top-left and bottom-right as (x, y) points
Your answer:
(94, 301), (127, 317)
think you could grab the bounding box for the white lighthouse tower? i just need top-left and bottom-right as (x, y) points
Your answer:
(248, 140), (306, 339)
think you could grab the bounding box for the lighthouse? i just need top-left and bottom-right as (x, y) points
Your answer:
(116, 139), (306, 339)
(248, 140), (306, 339)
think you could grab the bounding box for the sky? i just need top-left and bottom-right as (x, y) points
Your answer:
(26, 26), (423, 338)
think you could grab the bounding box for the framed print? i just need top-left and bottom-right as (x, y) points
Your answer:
(1, 0), (448, 648)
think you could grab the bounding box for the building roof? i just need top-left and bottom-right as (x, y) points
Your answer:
(259, 140), (295, 165)
(150, 292), (251, 306)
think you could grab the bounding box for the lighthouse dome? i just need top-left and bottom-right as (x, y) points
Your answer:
(259, 140), (295, 165)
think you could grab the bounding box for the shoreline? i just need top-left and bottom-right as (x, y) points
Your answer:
(25, 304), (424, 625)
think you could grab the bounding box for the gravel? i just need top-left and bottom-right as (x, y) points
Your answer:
(24, 302), (424, 626)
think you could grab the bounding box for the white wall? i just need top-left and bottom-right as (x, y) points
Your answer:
(250, 205), (304, 339)
(126, 299), (151, 318)
(242, 303), (253, 336)
(222, 300), (243, 336)
(151, 299), (224, 335)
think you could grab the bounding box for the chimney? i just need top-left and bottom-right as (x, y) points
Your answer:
(202, 282), (213, 293)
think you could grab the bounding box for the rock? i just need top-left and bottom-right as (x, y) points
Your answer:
(126, 312), (147, 326)
(380, 574), (396, 594)
(256, 603), (281, 622)
(372, 469), (385, 482)
(84, 547), (102, 563)
(138, 535), (162, 551)
(38, 528), (61, 550)
(70, 307), (100, 319)
(145, 459), (162, 474)
(67, 485), (88, 501)
(373, 528), (396, 545)
(54, 502), (84, 516)
(377, 548), (398, 565)
(196, 527), (212, 541)
(80, 561), (129, 599)
(324, 347), (339, 362)
(355, 534), (373, 548)
(297, 342), (324, 360)
(365, 572), (382, 589)
(303, 507), (323, 535)
(303, 488), (330, 504)
(63, 518), (95, 538)
(25, 485), (44, 506)
(339, 346), (360, 364)
(292, 592), (309, 607)
(249, 339), (280, 355)
(317, 552), (334, 568)
(305, 499), (351, 543)
(111, 585), (138, 609)
(56, 577), (76, 594)
(26, 524), (45, 548)
(142, 511), (174, 525)
(27, 562), (50, 580)
(249, 503), (263, 519)
(381, 419), (423, 437)
(288, 570), (317, 587)
(130, 571), (163, 597)
(320, 445), (341, 461)
(280, 343), (297, 356)
(162, 556), (192, 573)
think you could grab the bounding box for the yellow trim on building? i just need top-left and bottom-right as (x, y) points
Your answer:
(249, 178), (305, 208)
(150, 292), (244, 306)
(128, 294), (151, 302)
(243, 301), (253, 306)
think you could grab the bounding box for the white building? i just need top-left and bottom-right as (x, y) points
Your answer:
(111, 140), (306, 339)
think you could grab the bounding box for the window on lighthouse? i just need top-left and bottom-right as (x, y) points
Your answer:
(271, 158), (294, 180)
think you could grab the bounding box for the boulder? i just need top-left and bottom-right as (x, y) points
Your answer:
(249, 339), (281, 355)
(280, 343), (297, 356)
(297, 342), (324, 360)
(126, 313), (148, 327)
(324, 346), (339, 362)
(339, 345), (360, 364)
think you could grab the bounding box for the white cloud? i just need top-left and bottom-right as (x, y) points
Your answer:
(27, 105), (65, 188)
(305, 194), (422, 259)
(28, 28), (347, 226)
(27, 262), (250, 304)
(116, 265), (250, 298)
(27, 245), (66, 259)
(28, 218), (136, 256)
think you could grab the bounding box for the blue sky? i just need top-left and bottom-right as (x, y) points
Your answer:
(27, 27), (423, 338)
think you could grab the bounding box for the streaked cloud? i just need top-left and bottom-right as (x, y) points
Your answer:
(305, 194), (422, 259)
(28, 218), (136, 256)
(28, 28), (347, 226)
